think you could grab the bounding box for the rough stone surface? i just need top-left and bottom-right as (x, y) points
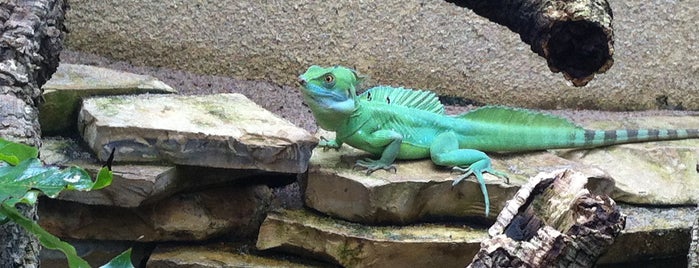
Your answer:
(256, 209), (486, 268)
(65, 1), (698, 110)
(256, 206), (695, 267)
(38, 185), (272, 241)
(147, 244), (336, 268)
(78, 93), (317, 173)
(39, 64), (176, 135)
(39, 137), (275, 207)
(304, 131), (609, 224)
(598, 205), (696, 265)
(306, 113), (699, 224)
(555, 115), (699, 205)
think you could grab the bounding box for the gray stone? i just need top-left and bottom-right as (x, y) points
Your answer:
(40, 137), (272, 207)
(39, 64), (176, 135)
(78, 94), (317, 173)
(256, 206), (695, 267)
(306, 112), (699, 224)
(256, 209), (486, 268)
(147, 243), (336, 268)
(65, 1), (698, 110)
(38, 185), (272, 241)
(303, 131), (608, 224)
(598, 205), (696, 265)
(555, 115), (699, 205)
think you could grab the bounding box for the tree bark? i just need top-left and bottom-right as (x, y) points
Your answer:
(468, 170), (625, 268)
(689, 205), (699, 268)
(0, 0), (67, 267)
(445, 0), (614, 87)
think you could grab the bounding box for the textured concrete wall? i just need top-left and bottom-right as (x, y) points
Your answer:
(65, 0), (698, 110)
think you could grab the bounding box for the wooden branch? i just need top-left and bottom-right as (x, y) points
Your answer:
(689, 206), (699, 268)
(445, 0), (614, 86)
(0, 0), (67, 266)
(468, 170), (625, 267)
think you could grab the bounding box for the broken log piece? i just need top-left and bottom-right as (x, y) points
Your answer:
(445, 0), (614, 86)
(468, 169), (625, 268)
(689, 205), (699, 268)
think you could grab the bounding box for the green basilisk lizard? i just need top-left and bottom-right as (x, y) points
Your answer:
(298, 65), (699, 217)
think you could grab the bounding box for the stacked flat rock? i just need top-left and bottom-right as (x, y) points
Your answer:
(39, 64), (177, 136)
(41, 90), (318, 240)
(36, 65), (318, 266)
(299, 116), (699, 225)
(256, 114), (699, 266)
(78, 93), (316, 173)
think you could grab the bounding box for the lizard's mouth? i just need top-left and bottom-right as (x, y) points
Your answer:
(298, 79), (349, 103)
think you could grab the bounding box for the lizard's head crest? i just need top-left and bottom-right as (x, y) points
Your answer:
(298, 65), (362, 130)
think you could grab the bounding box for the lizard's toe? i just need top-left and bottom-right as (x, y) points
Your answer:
(354, 159), (396, 175)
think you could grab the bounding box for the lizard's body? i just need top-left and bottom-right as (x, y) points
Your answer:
(299, 65), (699, 216)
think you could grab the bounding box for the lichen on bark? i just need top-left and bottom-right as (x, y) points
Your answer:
(0, 0), (67, 266)
(445, 0), (614, 86)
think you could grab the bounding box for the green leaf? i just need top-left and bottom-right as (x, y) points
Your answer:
(0, 158), (112, 205)
(0, 138), (39, 165)
(100, 248), (135, 268)
(0, 139), (122, 267)
(93, 167), (113, 191)
(0, 203), (91, 268)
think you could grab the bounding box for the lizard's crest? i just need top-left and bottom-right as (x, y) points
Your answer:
(359, 86), (445, 114)
(299, 65), (362, 130)
(458, 106), (584, 129)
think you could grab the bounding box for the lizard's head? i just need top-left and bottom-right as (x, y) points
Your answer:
(298, 65), (362, 130)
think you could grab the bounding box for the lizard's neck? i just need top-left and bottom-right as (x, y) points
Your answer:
(304, 95), (356, 131)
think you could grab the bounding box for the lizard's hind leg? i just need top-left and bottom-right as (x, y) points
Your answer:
(430, 132), (508, 217)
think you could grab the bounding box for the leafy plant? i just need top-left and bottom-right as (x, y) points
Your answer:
(0, 138), (133, 268)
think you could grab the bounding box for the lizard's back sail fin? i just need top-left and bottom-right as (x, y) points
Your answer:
(359, 86), (445, 114)
(458, 106), (584, 130)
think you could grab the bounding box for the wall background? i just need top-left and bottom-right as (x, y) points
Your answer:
(65, 0), (698, 110)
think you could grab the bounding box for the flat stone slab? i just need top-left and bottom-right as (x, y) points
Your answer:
(256, 207), (696, 267)
(598, 205), (696, 265)
(39, 64), (176, 135)
(147, 244), (336, 268)
(555, 115), (699, 205)
(38, 185), (272, 241)
(78, 93), (317, 173)
(304, 130), (608, 224)
(40, 137), (273, 207)
(305, 114), (699, 224)
(256, 209), (487, 268)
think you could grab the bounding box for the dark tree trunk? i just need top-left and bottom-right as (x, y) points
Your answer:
(468, 170), (625, 267)
(445, 0), (614, 87)
(0, 0), (67, 267)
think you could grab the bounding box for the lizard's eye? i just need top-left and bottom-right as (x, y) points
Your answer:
(324, 75), (334, 83)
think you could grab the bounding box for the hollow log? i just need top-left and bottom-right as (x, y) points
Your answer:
(467, 170), (625, 267)
(445, 0), (614, 87)
(0, 0), (67, 266)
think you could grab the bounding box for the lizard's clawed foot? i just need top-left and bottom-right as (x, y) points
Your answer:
(451, 165), (509, 185)
(354, 158), (397, 175)
(450, 160), (509, 218)
(318, 136), (341, 151)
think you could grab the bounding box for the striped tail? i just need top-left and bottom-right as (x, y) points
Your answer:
(575, 128), (699, 147)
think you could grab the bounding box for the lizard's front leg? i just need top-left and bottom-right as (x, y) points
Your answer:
(429, 132), (508, 217)
(354, 130), (402, 175)
(319, 136), (343, 151)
